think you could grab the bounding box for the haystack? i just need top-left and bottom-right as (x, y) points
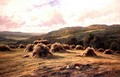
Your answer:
(9, 45), (17, 49)
(18, 44), (25, 48)
(82, 47), (97, 56)
(97, 48), (104, 52)
(24, 44), (34, 52)
(33, 40), (49, 45)
(0, 45), (11, 51)
(115, 50), (120, 54)
(47, 44), (52, 48)
(62, 44), (70, 50)
(50, 43), (66, 52)
(75, 45), (84, 50)
(104, 49), (113, 54)
(70, 45), (76, 49)
(32, 43), (53, 58)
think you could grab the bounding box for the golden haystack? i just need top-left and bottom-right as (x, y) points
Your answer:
(18, 44), (25, 48)
(97, 48), (104, 52)
(104, 49), (113, 54)
(0, 45), (11, 51)
(75, 45), (84, 50)
(32, 43), (53, 58)
(50, 43), (66, 52)
(82, 47), (97, 56)
(24, 44), (34, 52)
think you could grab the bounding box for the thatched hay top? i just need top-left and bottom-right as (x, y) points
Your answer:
(33, 40), (49, 44)
(104, 49), (113, 54)
(82, 47), (97, 57)
(32, 43), (53, 58)
(0, 45), (11, 51)
(75, 45), (84, 50)
(24, 44), (34, 52)
(50, 43), (66, 52)
(97, 48), (104, 52)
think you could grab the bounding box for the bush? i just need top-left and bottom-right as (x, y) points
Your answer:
(110, 42), (120, 51)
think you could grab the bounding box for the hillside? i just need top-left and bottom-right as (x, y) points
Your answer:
(36, 24), (120, 50)
(39, 24), (119, 40)
(1, 24), (120, 49)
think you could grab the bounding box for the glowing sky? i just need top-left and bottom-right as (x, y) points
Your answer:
(0, 0), (120, 33)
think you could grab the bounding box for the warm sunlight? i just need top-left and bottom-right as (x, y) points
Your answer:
(0, 0), (120, 33)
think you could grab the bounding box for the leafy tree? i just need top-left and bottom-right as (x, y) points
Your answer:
(90, 37), (103, 48)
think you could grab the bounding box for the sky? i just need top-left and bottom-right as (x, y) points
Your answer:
(0, 0), (120, 33)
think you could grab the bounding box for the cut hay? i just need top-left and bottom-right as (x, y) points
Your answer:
(114, 51), (120, 54)
(62, 44), (70, 50)
(82, 47), (97, 57)
(9, 45), (17, 49)
(24, 44), (34, 52)
(104, 49), (113, 54)
(70, 45), (76, 49)
(0, 45), (11, 51)
(47, 44), (52, 48)
(18, 44), (25, 48)
(75, 45), (84, 50)
(97, 48), (104, 52)
(33, 40), (49, 45)
(32, 43), (53, 58)
(50, 43), (66, 52)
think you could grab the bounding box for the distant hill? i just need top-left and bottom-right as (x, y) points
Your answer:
(0, 31), (43, 45)
(0, 31), (42, 40)
(0, 31), (42, 36)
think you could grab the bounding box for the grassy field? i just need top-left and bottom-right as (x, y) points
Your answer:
(0, 49), (120, 77)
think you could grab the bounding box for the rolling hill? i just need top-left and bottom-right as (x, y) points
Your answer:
(1, 24), (120, 50)
(38, 24), (120, 43)
(34, 24), (120, 50)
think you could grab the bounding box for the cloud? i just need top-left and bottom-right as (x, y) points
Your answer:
(0, 0), (120, 33)
(41, 11), (66, 26)
(33, 0), (59, 8)
(0, 0), (9, 5)
(0, 16), (23, 31)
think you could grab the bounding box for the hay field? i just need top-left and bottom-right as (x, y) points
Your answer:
(0, 49), (120, 77)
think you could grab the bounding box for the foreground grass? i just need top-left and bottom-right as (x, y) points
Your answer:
(0, 49), (120, 77)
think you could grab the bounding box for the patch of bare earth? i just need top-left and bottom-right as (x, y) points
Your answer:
(0, 49), (120, 77)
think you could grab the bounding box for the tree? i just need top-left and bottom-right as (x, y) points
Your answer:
(67, 37), (78, 45)
(110, 42), (120, 51)
(83, 34), (94, 47)
(90, 37), (104, 48)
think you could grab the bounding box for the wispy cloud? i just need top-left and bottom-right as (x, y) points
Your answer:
(41, 10), (65, 26)
(0, 16), (23, 31)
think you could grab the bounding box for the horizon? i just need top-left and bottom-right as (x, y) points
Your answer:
(0, 0), (120, 33)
